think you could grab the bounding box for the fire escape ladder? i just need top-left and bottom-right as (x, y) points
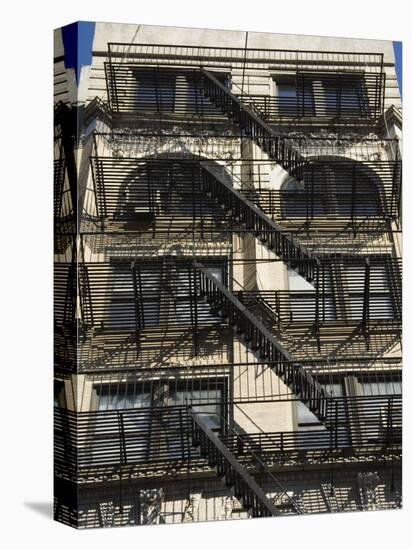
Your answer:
(200, 68), (304, 180)
(78, 264), (94, 329)
(361, 257), (370, 350)
(195, 262), (329, 422)
(54, 159), (66, 221)
(56, 103), (78, 226)
(200, 164), (316, 283)
(190, 410), (282, 517)
(387, 257), (402, 321)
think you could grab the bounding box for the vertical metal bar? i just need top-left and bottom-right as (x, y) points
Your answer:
(351, 163), (357, 236)
(131, 262), (144, 330)
(315, 260), (321, 352)
(362, 257), (371, 350)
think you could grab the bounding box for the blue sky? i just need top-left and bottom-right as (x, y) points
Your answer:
(61, 24), (403, 100)
(393, 41), (402, 98)
(62, 21), (95, 83)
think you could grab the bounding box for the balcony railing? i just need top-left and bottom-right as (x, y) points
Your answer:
(105, 44), (385, 128)
(238, 72), (384, 122)
(53, 255), (402, 371)
(54, 394), (401, 477)
(107, 43), (384, 73)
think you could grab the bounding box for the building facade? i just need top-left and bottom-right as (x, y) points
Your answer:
(54, 23), (402, 528)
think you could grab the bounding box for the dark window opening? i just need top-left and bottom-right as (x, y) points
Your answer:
(277, 83), (299, 116)
(134, 69), (176, 112)
(281, 163), (382, 220)
(95, 377), (228, 432)
(343, 261), (394, 321)
(287, 268), (336, 322)
(274, 72), (371, 119)
(106, 260), (227, 330)
(108, 264), (161, 329)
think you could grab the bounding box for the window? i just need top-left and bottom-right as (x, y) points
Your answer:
(117, 163), (159, 221)
(296, 380), (345, 430)
(96, 379), (226, 426)
(94, 379), (226, 462)
(356, 374), (401, 445)
(287, 268), (335, 322)
(134, 69), (176, 112)
(118, 161), (223, 221)
(274, 72), (371, 119)
(169, 261), (226, 325)
(97, 385), (152, 410)
(274, 75), (316, 117)
(134, 70), (230, 115)
(297, 72), (370, 118)
(184, 73), (222, 114)
(107, 261), (226, 330)
(108, 264), (161, 329)
(277, 83), (298, 116)
(359, 376), (402, 397)
(281, 177), (322, 219)
(172, 388), (223, 430)
(329, 74), (370, 118)
(281, 162), (382, 220)
(296, 378), (350, 449)
(343, 261), (394, 321)
(331, 164), (381, 218)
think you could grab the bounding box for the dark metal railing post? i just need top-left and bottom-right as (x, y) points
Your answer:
(362, 257), (370, 350)
(351, 163), (357, 236)
(314, 259), (321, 352)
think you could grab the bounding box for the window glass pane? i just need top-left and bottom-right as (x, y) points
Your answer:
(96, 386), (152, 410)
(108, 267), (161, 328)
(344, 263), (393, 320)
(184, 76), (202, 112)
(277, 83), (297, 115)
(111, 271), (133, 292)
(296, 77), (316, 116)
(288, 269), (335, 321)
(281, 194), (309, 218)
(283, 178), (304, 192)
(370, 266), (389, 292)
(278, 84), (297, 99)
(340, 86), (360, 115)
(323, 82), (339, 115)
(355, 196), (380, 216)
(347, 295), (363, 320)
(135, 71), (176, 112)
(108, 302), (135, 328)
(322, 382), (344, 397)
(173, 264), (224, 324)
(361, 380), (402, 396)
(369, 296), (393, 320)
(289, 296), (335, 321)
(173, 389), (221, 429)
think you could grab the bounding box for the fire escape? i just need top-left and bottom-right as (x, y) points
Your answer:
(54, 43), (402, 527)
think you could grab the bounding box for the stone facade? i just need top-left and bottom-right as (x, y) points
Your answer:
(54, 22), (402, 528)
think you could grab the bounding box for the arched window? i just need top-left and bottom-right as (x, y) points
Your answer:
(281, 161), (383, 220)
(117, 158), (229, 223)
(281, 177), (305, 218)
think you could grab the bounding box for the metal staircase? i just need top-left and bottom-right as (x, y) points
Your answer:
(190, 411), (281, 517)
(195, 261), (328, 422)
(200, 164), (317, 282)
(200, 69), (304, 179)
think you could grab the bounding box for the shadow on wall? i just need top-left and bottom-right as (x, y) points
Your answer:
(23, 502), (53, 519)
